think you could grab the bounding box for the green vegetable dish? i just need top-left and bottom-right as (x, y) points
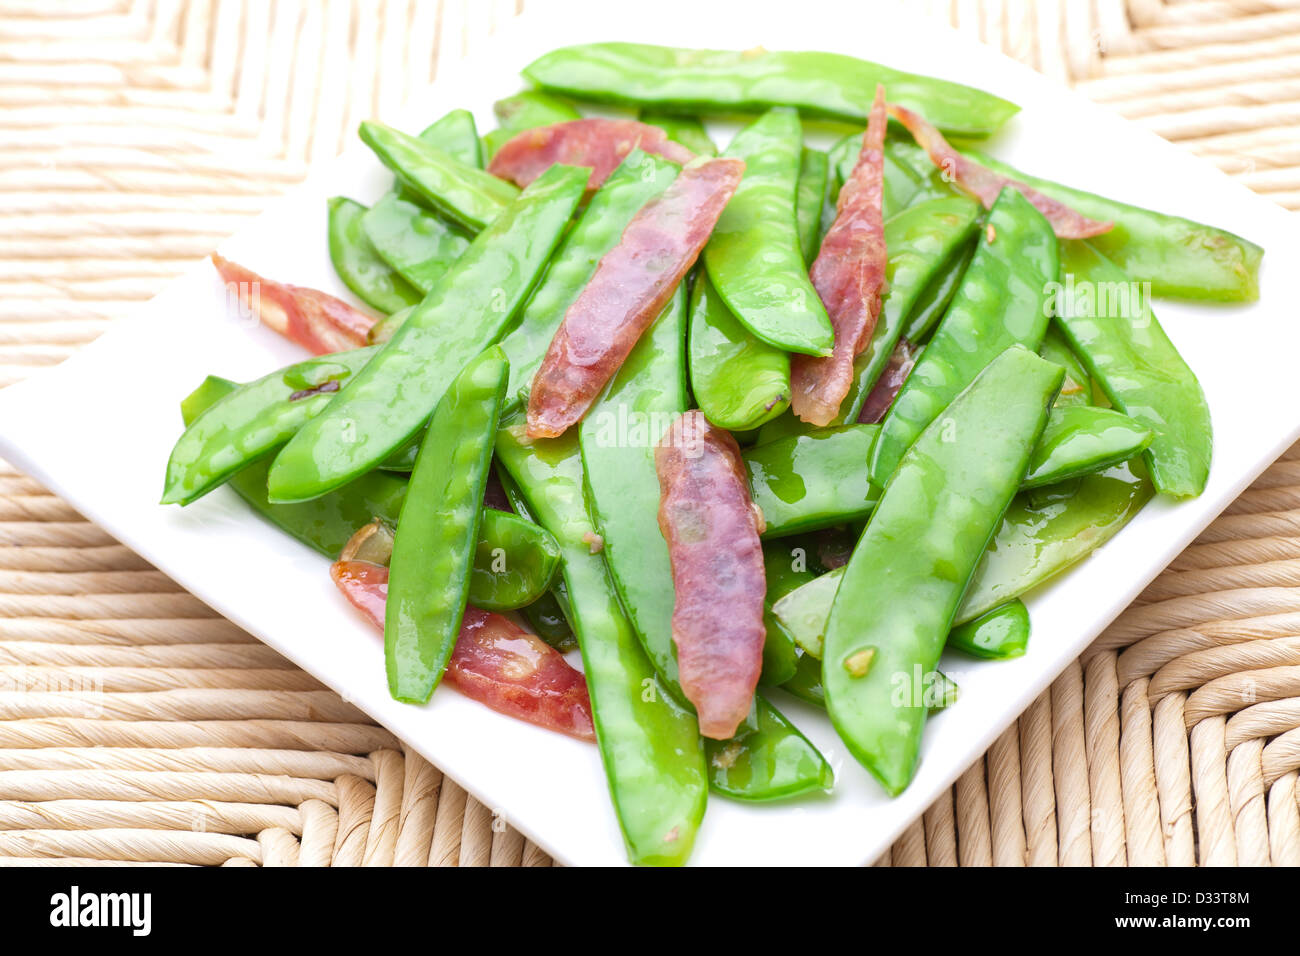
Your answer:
(167, 41), (1260, 865)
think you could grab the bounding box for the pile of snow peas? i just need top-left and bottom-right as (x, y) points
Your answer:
(163, 41), (1263, 866)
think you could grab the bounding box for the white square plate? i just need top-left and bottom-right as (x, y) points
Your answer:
(2, 0), (1298, 866)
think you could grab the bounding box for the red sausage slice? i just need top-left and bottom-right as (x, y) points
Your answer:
(211, 254), (376, 355)
(791, 85), (889, 427)
(655, 411), (766, 740)
(526, 157), (744, 439)
(888, 104), (1113, 239)
(488, 118), (696, 190)
(858, 337), (918, 425)
(331, 560), (596, 741)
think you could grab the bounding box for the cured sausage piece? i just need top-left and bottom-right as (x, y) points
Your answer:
(488, 118), (696, 189)
(211, 254), (375, 355)
(331, 560), (596, 741)
(858, 338), (918, 425)
(790, 85), (888, 427)
(655, 410), (766, 740)
(888, 104), (1113, 239)
(526, 157), (744, 439)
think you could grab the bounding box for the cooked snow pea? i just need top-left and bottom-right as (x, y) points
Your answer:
(639, 110), (716, 155)
(386, 347), (508, 703)
(969, 149), (1262, 302)
(483, 90), (582, 158)
(902, 238), (977, 343)
(948, 600), (1030, 660)
(520, 589), (576, 650)
(1022, 405), (1152, 489)
(327, 197), (422, 313)
(824, 346), (1062, 794)
(496, 419), (707, 867)
(417, 108), (485, 168)
(366, 305), (411, 346)
(361, 193), (470, 294)
(359, 120), (519, 232)
(269, 165), (586, 503)
(687, 272), (790, 431)
(578, 290), (828, 801)
(781, 651), (958, 712)
(523, 42), (1019, 136)
(870, 188), (1058, 486)
(1038, 323), (1092, 409)
(837, 196), (982, 423)
(829, 136), (955, 220)
(163, 347), (377, 505)
(744, 425), (881, 537)
(1056, 241), (1212, 498)
(796, 147), (830, 263)
(703, 108), (833, 356)
(469, 509), (561, 611)
(760, 541), (810, 686)
(501, 150), (679, 404)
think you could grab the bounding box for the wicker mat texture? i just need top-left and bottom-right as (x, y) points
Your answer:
(1, 0), (1298, 867)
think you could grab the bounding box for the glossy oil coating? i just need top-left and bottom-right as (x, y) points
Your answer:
(327, 198), (423, 313)
(947, 599), (1030, 660)
(1021, 404), (1152, 490)
(361, 193), (470, 294)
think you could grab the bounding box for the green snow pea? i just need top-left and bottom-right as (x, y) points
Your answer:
(760, 541), (810, 686)
(361, 193), (470, 294)
(269, 165), (586, 503)
(522, 43), (1019, 136)
(1038, 324), (1092, 408)
(578, 289), (829, 802)
(902, 239), (977, 343)
(1056, 241), (1212, 498)
(417, 108), (484, 168)
(366, 305), (411, 346)
(829, 136), (957, 220)
(520, 589), (576, 650)
(359, 120), (519, 232)
(969, 149), (1262, 302)
(837, 196), (982, 423)
(744, 425), (881, 537)
(687, 272), (790, 431)
(501, 150), (680, 405)
(1022, 405), (1152, 490)
(781, 650), (958, 712)
(469, 509), (561, 611)
(327, 197), (422, 313)
(704, 107), (833, 356)
(948, 600), (1030, 660)
(496, 419), (706, 867)
(484, 90), (582, 158)
(796, 147), (830, 263)
(824, 346), (1062, 794)
(385, 347), (508, 704)
(639, 111), (717, 155)
(163, 347), (377, 505)
(870, 188), (1058, 486)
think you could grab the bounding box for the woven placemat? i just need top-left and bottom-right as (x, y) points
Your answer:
(0, 0), (1297, 866)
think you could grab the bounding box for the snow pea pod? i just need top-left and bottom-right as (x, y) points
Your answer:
(1055, 241), (1212, 498)
(520, 589), (576, 650)
(744, 425), (881, 537)
(870, 188), (1058, 486)
(417, 108), (484, 168)
(781, 651), (958, 712)
(760, 541), (809, 686)
(824, 346), (1062, 794)
(501, 150), (680, 405)
(386, 347), (508, 704)
(902, 238), (976, 343)
(522, 43), (1019, 136)
(969, 149), (1262, 302)
(687, 272), (790, 431)
(639, 111), (716, 155)
(359, 120), (519, 232)
(948, 600), (1029, 660)
(830, 136), (955, 220)
(704, 107), (833, 356)
(796, 147), (830, 263)
(163, 347), (377, 505)
(496, 419), (707, 867)
(269, 165), (586, 503)
(1038, 324), (1092, 409)
(578, 290), (828, 800)
(483, 90), (582, 158)
(1021, 405), (1151, 490)
(327, 197), (422, 313)
(361, 193), (470, 294)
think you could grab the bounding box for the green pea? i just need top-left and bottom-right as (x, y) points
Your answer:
(870, 188), (1058, 487)
(704, 107), (833, 356)
(326, 197), (422, 313)
(162, 347), (377, 505)
(361, 193), (470, 295)
(824, 346), (1062, 794)
(483, 90), (582, 158)
(522, 43), (1019, 137)
(687, 271), (790, 431)
(386, 347), (508, 704)
(1022, 405), (1152, 490)
(269, 164), (587, 503)
(359, 120), (519, 232)
(947, 600), (1030, 660)
(1056, 241), (1212, 498)
(638, 110), (717, 155)
(744, 425), (880, 537)
(795, 146), (830, 263)
(501, 150), (680, 405)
